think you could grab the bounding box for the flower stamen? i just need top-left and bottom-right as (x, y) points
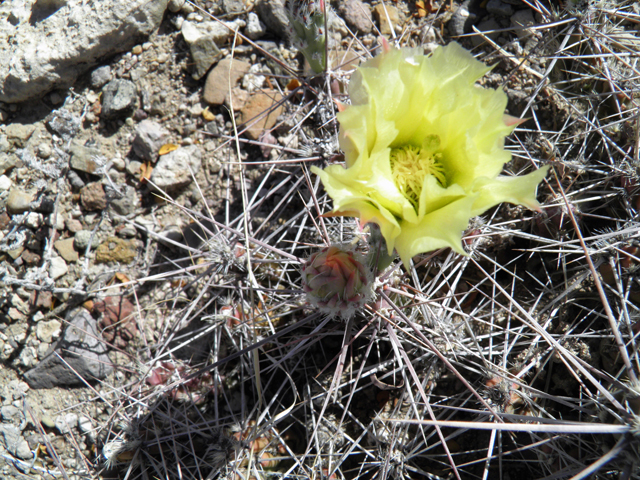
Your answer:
(390, 142), (446, 209)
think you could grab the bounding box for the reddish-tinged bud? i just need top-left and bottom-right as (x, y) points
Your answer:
(302, 246), (373, 319)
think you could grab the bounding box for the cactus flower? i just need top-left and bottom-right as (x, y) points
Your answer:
(302, 246), (373, 319)
(312, 43), (549, 267)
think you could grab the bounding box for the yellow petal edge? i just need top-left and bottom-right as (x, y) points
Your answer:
(312, 43), (549, 268)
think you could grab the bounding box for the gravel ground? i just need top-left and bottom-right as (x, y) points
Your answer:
(1, 0), (640, 479)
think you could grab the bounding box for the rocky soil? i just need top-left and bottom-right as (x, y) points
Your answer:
(1, 0), (639, 479)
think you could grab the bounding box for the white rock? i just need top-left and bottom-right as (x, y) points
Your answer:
(242, 64), (266, 92)
(78, 415), (93, 434)
(36, 320), (62, 343)
(49, 256), (68, 280)
(0, 0), (168, 103)
(245, 12), (267, 40)
(421, 25), (436, 44)
(181, 19), (246, 46)
(55, 413), (78, 434)
(0, 174), (12, 191)
(181, 19), (204, 44)
(149, 145), (202, 190)
(24, 212), (43, 229)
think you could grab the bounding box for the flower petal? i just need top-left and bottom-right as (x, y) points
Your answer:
(417, 175), (467, 219)
(312, 165), (402, 253)
(395, 195), (479, 268)
(470, 166), (550, 215)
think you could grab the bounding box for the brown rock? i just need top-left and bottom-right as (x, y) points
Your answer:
(203, 58), (252, 105)
(5, 123), (36, 147)
(339, 0), (373, 33)
(6, 188), (34, 214)
(6, 246), (24, 260)
(30, 291), (53, 310)
(95, 237), (137, 264)
(21, 249), (42, 266)
(54, 238), (79, 262)
(0, 212), (10, 229)
(223, 86), (250, 111)
(65, 218), (83, 233)
(95, 296), (139, 348)
(80, 182), (107, 211)
(373, 4), (401, 35)
(239, 90), (284, 140)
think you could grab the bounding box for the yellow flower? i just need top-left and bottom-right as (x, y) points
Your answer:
(312, 43), (549, 267)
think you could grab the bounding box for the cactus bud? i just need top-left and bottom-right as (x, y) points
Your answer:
(302, 246), (373, 319)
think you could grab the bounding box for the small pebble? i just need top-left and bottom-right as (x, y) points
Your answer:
(66, 218), (83, 233)
(49, 92), (62, 105)
(49, 256), (68, 280)
(6, 188), (33, 214)
(78, 416), (93, 435)
(111, 156), (126, 171)
(37, 143), (52, 159)
(74, 230), (101, 251)
(132, 45), (143, 55)
(0, 175), (12, 191)
(55, 413), (79, 435)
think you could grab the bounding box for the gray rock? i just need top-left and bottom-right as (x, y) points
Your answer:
(511, 9), (536, 39)
(69, 141), (103, 174)
(132, 120), (170, 161)
(49, 90), (63, 104)
(0, 425), (31, 460)
(255, 0), (289, 38)
(448, 0), (478, 37)
(149, 145), (202, 190)
(110, 185), (139, 216)
(181, 19), (243, 47)
(101, 79), (138, 119)
(23, 308), (113, 389)
(126, 160), (143, 177)
(487, 0), (514, 16)
(245, 12), (267, 40)
(90, 65), (112, 89)
(190, 36), (222, 81)
(223, 0), (245, 13)
(1, 406), (22, 425)
(46, 108), (81, 140)
(167, 0), (185, 12)
(55, 413), (78, 434)
(0, 135), (11, 152)
(472, 18), (502, 47)
(5, 123), (36, 147)
(6, 188), (33, 214)
(74, 230), (100, 251)
(66, 169), (85, 189)
(0, 0), (168, 103)
(338, 0), (373, 33)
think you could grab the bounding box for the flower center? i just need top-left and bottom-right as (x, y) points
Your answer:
(390, 137), (446, 209)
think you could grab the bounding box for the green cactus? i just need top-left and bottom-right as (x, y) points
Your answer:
(286, 0), (327, 74)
